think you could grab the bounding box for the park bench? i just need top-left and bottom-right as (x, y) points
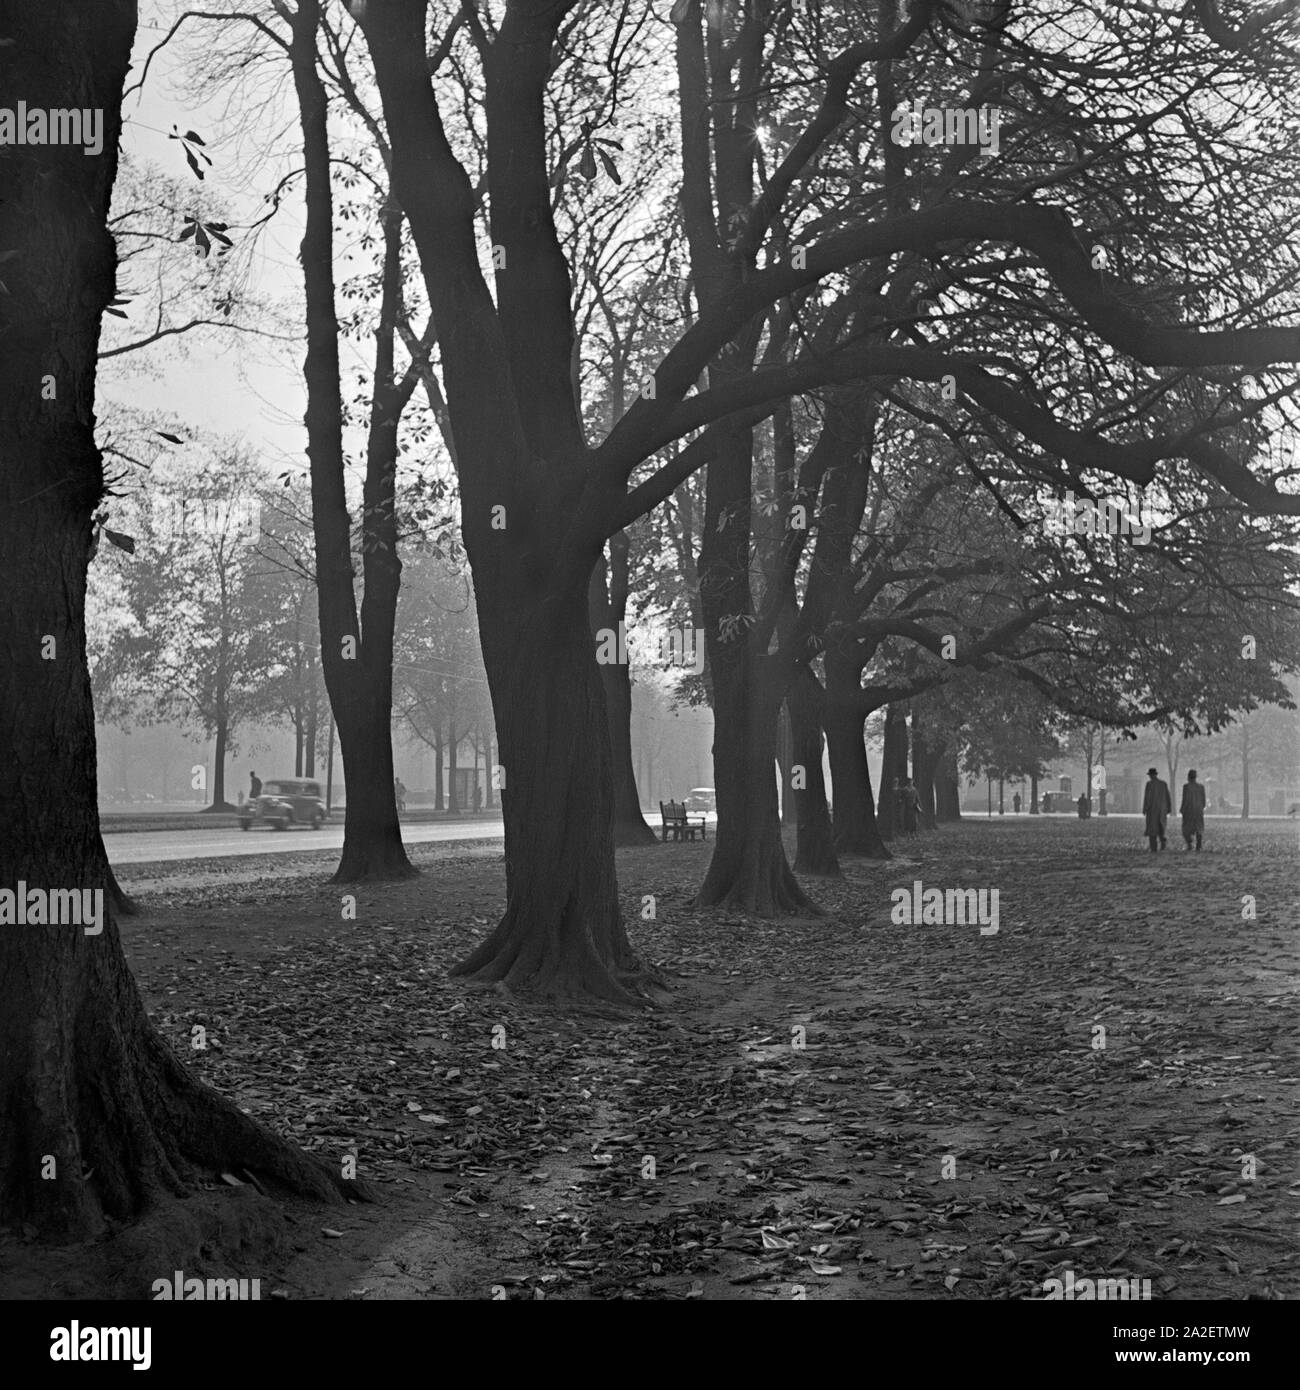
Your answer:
(660, 800), (708, 842)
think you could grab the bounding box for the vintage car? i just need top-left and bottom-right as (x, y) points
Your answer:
(684, 787), (716, 814)
(238, 779), (327, 831)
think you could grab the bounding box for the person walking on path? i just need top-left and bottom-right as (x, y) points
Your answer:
(1143, 767), (1171, 853)
(249, 770), (262, 800)
(394, 777), (406, 814)
(1013, 792), (1021, 814)
(1180, 769), (1206, 851)
(899, 778), (921, 835)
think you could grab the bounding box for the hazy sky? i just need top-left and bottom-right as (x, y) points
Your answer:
(106, 4), (353, 474)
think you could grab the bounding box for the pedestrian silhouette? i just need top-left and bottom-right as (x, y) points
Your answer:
(1143, 767), (1171, 853)
(1180, 769), (1206, 851)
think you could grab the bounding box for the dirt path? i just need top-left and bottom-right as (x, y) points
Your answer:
(6, 818), (1294, 1300)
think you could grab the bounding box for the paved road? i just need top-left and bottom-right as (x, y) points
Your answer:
(106, 818), (506, 865)
(105, 811), (724, 866)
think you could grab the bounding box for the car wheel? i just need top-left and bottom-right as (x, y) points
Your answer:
(311, 812), (323, 829)
(275, 816), (289, 831)
(239, 820), (250, 832)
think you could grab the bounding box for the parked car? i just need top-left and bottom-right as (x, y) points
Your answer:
(685, 787), (716, 813)
(238, 779), (327, 831)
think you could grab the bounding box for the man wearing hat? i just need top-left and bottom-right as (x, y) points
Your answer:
(1180, 769), (1207, 851)
(1142, 767), (1171, 853)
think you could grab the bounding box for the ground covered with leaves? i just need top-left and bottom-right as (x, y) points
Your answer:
(11, 816), (1300, 1299)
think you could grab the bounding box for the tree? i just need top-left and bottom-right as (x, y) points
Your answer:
(348, 0), (1300, 1001)
(286, 0), (430, 879)
(393, 548), (494, 806)
(99, 450), (287, 810)
(0, 0), (358, 1242)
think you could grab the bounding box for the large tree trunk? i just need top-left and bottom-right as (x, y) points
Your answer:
(789, 667), (841, 877)
(876, 703), (909, 840)
(1030, 768), (1040, 814)
(434, 734), (444, 809)
(692, 404), (817, 914)
(102, 839), (138, 918)
(825, 661), (890, 858)
(912, 706), (939, 831)
(331, 687), (412, 877)
(452, 584), (658, 1008)
(934, 746), (962, 821)
(778, 701), (797, 828)
(0, 0), (357, 1242)
(694, 654), (817, 912)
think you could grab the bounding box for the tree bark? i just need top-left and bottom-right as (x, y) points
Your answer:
(1030, 768), (1039, 813)
(934, 746), (962, 821)
(877, 703), (909, 840)
(912, 706), (939, 831)
(691, 403), (817, 913)
(290, 0), (413, 881)
(0, 0), (358, 1241)
(204, 712), (233, 812)
(434, 733), (444, 810)
(693, 651), (818, 912)
(451, 585), (659, 1008)
(826, 659), (891, 858)
(778, 700), (797, 828)
(789, 667), (841, 876)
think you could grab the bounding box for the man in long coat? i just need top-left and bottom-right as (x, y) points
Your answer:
(1180, 769), (1207, 851)
(1143, 767), (1171, 852)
